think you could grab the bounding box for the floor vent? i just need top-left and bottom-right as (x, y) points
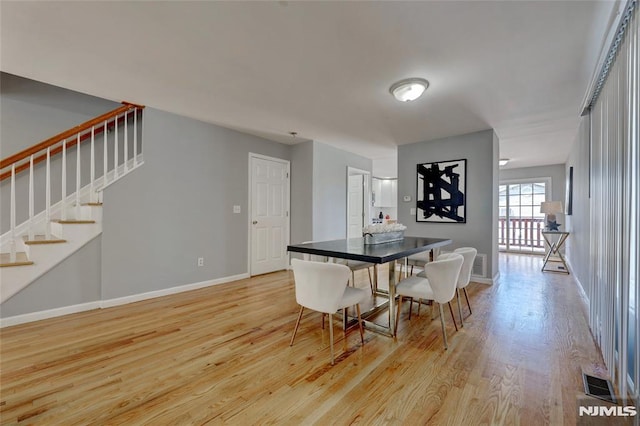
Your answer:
(472, 253), (487, 278)
(582, 373), (616, 403)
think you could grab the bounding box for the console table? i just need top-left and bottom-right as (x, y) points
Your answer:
(541, 231), (570, 274)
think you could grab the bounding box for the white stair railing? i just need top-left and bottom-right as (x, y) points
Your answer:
(0, 102), (145, 263)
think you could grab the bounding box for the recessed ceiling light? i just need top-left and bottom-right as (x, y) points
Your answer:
(389, 78), (429, 102)
(499, 158), (509, 166)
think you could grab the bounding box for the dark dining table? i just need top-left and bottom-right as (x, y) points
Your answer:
(287, 236), (452, 337)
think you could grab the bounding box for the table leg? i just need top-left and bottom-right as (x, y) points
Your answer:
(373, 263), (379, 292)
(388, 260), (397, 337)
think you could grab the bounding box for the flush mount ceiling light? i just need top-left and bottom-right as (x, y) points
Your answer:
(499, 158), (510, 166)
(389, 78), (429, 102)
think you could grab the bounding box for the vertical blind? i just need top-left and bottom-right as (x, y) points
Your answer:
(589, 0), (639, 401)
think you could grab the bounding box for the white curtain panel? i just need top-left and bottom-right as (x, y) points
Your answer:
(588, 1), (639, 401)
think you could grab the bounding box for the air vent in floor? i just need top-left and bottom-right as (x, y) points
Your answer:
(582, 373), (616, 403)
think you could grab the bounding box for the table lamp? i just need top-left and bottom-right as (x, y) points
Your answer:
(540, 201), (563, 231)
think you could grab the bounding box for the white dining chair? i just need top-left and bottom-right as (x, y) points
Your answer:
(394, 253), (464, 349)
(290, 258), (368, 365)
(405, 247), (440, 276)
(338, 259), (376, 294)
(301, 241), (329, 262)
(301, 241), (374, 293)
(453, 247), (477, 326)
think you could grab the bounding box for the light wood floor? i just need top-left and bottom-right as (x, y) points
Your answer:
(0, 253), (607, 425)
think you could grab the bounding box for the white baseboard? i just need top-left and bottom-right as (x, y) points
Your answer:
(566, 259), (590, 308)
(472, 273), (496, 285)
(0, 300), (102, 328)
(0, 272), (250, 328)
(100, 273), (249, 308)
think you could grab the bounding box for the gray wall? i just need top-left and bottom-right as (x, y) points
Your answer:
(0, 237), (102, 317)
(397, 129), (499, 280)
(564, 116), (591, 295)
(100, 108), (291, 299)
(312, 141), (372, 241)
(1, 72), (119, 157)
(290, 141), (314, 245)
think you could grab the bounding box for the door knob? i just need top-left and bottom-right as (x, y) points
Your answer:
(252, 220), (258, 224)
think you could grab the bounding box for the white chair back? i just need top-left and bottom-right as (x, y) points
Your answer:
(291, 259), (351, 314)
(453, 247), (477, 289)
(301, 241), (328, 262)
(425, 253), (464, 304)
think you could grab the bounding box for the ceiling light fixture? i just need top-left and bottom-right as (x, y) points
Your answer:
(389, 78), (429, 102)
(499, 158), (509, 166)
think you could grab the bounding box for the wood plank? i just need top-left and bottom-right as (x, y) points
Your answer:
(0, 254), (609, 424)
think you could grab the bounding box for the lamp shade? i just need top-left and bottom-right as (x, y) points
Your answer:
(540, 201), (563, 214)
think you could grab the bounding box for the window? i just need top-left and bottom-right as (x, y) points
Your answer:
(498, 180), (549, 253)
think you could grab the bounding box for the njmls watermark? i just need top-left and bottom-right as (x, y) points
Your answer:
(579, 405), (637, 417)
(577, 398), (638, 425)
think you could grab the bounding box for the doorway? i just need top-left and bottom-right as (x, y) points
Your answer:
(498, 178), (550, 253)
(249, 154), (290, 275)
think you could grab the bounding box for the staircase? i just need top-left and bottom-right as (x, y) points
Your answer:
(0, 103), (145, 304)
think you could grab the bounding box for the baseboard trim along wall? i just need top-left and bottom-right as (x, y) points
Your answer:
(0, 301), (103, 328)
(100, 273), (250, 309)
(472, 273), (496, 285)
(0, 272), (251, 328)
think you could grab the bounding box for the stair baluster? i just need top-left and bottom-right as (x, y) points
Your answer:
(10, 164), (16, 263)
(114, 113), (119, 180)
(124, 110), (129, 174)
(134, 108), (138, 168)
(61, 139), (67, 221)
(90, 126), (96, 204)
(45, 148), (52, 240)
(75, 133), (81, 220)
(28, 155), (34, 241)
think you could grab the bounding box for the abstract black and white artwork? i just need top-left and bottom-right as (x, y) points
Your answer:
(416, 159), (466, 223)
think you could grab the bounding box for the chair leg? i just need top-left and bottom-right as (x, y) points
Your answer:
(463, 288), (472, 314)
(395, 296), (403, 335)
(290, 306), (304, 346)
(356, 304), (364, 345)
(351, 271), (355, 287)
(456, 289), (464, 327)
(367, 267), (374, 294)
(321, 313), (325, 329)
(439, 303), (448, 350)
(410, 264), (414, 275)
(408, 297), (413, 320)
(329, 313), (335, 365)
(343, 308), (348, 351)
(448, 302), (458, 331)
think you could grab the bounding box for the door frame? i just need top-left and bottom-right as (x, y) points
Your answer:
(346, 167), (371, 238)
(248, 153), (291, 276)
(498, 177), (552, 253)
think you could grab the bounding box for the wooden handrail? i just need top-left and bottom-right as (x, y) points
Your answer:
(0, 102), (144, 171)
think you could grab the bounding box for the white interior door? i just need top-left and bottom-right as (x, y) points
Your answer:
(348, 174), (364, 238)
(346, 167), (370, 238)
(250, 155), (289, 276)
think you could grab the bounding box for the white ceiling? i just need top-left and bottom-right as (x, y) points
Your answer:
(0, 1), (619, 170)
